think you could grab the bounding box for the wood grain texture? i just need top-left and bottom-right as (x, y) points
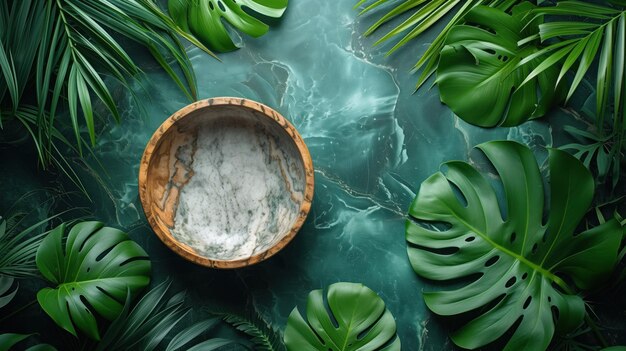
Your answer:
(139, 97), (314, 269)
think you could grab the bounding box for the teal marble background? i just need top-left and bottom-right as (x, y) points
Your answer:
(1, 1), (624, 350)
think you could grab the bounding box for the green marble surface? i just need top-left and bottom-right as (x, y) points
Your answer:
(1, 1), (624, 350)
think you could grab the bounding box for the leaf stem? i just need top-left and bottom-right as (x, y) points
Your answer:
(0, 299), (37, 324)
(584, 313), (608, 348)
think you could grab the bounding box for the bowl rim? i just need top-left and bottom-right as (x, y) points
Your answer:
(138, 97), (314, 269)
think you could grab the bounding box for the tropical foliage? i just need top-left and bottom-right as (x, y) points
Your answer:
(0, 216), (54, 278)
(1, 216), (263, 350)
(406, 140), (625, 350)
(0, 333), (56, 351)
(36, 221), (151, 340)
(523, 1), (626, 188)
(355, 0), (529, 90)
(0, 0), (211, 187)
(93, 281), (233, 351)
(220, 311), (285, 351)
(357, 0), (626, 186)
(0, 281), (239, 351)
(436, 2), (561, 127)
(284, 282), (401, 351)
(561, 125), (622, 188)
(169, 0), (288, 52)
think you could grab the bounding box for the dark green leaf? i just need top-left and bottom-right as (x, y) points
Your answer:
(615, 14), (625, 126)
(74, 68), (96, 146)
(165, 319), (220, 351)
(0, 41), (19, 112)
(1, 0), (212, 173)
(36, 221), (151, 340)
(597, 20), (615, 126)
(0, 333), (32, 351)
(0, 333), (56, 351)
(406, 140), (624, 350)
(25, 345), (58, 351)
(96, 281), (233, 351)
(436, 3), (561, 127)
(0, 215), (54, 278)
(0, 275), (17, 309)
(220, 311), (286, 351)
(186, 339), (233, 351)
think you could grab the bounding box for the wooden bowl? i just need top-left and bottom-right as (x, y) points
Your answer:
(139, 98), (314, 268)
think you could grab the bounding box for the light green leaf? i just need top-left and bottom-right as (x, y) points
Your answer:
(25, 344), (57, 351)
(406, 140), (624, 350)
(178, 0), (288, 52)
(169, 0), (191, 32)
(284, 282), (401, 351)
(36, 221), (151, 340)
(538, 21), (598, 41)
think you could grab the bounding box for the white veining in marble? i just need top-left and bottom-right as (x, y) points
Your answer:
(170, 112), (306, 260)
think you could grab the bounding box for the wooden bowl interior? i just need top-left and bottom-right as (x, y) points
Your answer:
(142, 103), (309, 264)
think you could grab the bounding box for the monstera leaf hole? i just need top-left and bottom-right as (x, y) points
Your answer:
(36, 221), (151, 340)
(284, 282), (401, 351)
(405, 140), (623, 350)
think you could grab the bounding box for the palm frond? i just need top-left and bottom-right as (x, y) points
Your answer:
(95, 281), (233, 351)
(218, 310), (285, 351)
(0, 189), (82, 278)
(0, 216), (52, 278)
(0, 0), (214, 186)
(0, 275), (17, 309)
(12, 105), (90, 196)
(521, 2), (626, 187)
(356, 0), (519, 89)
(560, 125), (623, 188)
(520, 2), (624, 102)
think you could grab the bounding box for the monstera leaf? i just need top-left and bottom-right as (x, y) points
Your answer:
(36, 222), (151, 340)
(284, 282), (400, 351)
(169, 0), (288, 52)
(436, 3), (562, 127)
(406, 141), (624, 350)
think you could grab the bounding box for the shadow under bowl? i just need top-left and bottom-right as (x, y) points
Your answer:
(139, 97), (314, 268)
